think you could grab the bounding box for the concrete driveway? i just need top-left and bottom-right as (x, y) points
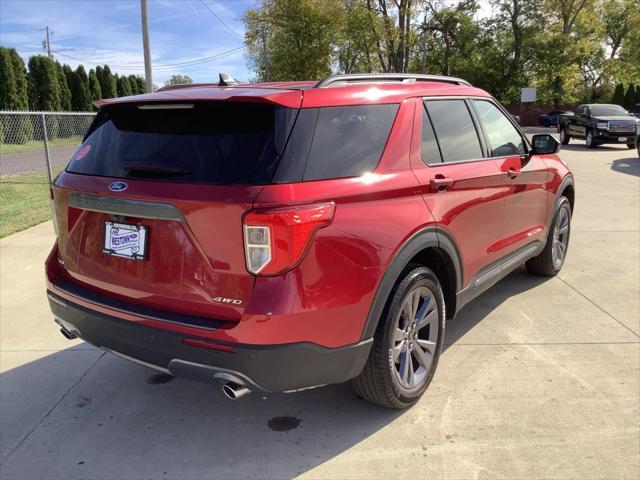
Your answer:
(1, 142), (638, 479)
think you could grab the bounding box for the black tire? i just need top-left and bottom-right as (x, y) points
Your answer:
(559, 127), (570, 145)
(586, 130), (597, 149)
(626, 143), (634, 150)
(351, 266), (445, 409)
(526, 197), (572, 276)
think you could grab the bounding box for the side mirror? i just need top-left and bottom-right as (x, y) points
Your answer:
(531, 134), (559, 155)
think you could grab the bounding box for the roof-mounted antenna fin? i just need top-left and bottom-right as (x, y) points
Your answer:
(218, 73), (238, 87)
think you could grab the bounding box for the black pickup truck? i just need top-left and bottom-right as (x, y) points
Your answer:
(558, 104), (639, 149)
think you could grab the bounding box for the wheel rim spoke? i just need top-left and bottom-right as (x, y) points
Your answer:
(392, 339), (405, 362)
(393, 327), (405, 343)
(416, 305), (437, 329)
(417, 338), (436, 353)
(412, 343), (433, 369)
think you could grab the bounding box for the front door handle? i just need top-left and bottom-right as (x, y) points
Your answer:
(430, 175), (454, 192)
(507, 167), (520, 179)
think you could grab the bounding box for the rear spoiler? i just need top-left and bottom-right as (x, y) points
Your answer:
(93, 89), (304, 110)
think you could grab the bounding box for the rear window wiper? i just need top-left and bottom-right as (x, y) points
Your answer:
(122, 163), (191, 176)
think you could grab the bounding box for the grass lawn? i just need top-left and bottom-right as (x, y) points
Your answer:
(0, 168), (64, 238)
(0, 136), (82, 155)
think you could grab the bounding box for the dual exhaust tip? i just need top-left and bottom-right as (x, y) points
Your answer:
(58, 324), (251, 400)
(222, 382), (251, 400)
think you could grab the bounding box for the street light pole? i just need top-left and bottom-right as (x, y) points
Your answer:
(140, 0), (153, 93)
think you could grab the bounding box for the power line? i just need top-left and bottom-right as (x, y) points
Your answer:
(54, 47), (243, 71)
(198, 0), (244, 39)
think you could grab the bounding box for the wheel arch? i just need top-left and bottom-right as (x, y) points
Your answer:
(556, 174), (575, 213)
(359, 227), (462, 341)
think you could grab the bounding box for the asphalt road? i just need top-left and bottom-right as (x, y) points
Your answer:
(0, 144), (78, 177)
(0, 140), (638, 479)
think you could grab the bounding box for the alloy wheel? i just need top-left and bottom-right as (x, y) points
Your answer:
(586, 131), (593, 147)
(551, 204), (570, 269)
(391, 286), (439, 391)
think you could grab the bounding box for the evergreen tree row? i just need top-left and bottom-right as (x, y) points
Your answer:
(0, 46), (146, 113)
(610, 83), (640, 110)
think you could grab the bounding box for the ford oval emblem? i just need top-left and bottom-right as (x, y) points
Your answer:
(108, 181), (128, 192)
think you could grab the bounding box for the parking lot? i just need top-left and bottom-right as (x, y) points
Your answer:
(1, 139), (638, 479)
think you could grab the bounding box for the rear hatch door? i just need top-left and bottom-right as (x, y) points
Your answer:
(53, 99), (299, 322)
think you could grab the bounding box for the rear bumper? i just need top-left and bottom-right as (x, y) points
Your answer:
(48, 291), (371, 392)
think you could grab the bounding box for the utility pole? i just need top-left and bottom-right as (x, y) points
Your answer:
(42, 26), (52, 59)
(140, 0), (153, 93)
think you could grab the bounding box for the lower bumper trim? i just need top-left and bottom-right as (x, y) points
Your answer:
(48, 290), (372, 392)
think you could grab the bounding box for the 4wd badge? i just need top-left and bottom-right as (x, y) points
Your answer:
(212, 296), (242, 305)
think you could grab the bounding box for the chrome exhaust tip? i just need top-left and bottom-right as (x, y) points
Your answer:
(222, 382), (251, 400)
(59, 327), (77, 340)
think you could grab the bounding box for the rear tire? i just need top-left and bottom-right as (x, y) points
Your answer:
(526, 197), (571, 276)
(351, 267), (445, 409)
(559, 128), (570, 145)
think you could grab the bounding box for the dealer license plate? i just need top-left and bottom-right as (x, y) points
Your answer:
(103, 222), (147, 260)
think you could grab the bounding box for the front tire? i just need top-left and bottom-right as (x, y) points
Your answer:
(526, 197), (572, 276)
(352, 267), (445, 409)
(586, 130), (597, 148)
(559, 128), (570, 145)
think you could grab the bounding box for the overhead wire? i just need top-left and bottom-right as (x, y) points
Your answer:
(55, 47), (244, 71)
(198, 0), (244, 39)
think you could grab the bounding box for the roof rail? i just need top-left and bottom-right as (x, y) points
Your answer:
(315, 73), (471, 88)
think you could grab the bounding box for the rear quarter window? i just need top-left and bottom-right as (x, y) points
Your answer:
(301, 104), (399, 181)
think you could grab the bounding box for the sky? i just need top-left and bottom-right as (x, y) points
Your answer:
(0, 0), (494, 86)
(0, 0), (256, 85)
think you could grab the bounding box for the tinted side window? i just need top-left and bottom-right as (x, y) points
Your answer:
(303, 104), (398, 181)
(473, 100), (526, 157)
(424, 100), (483, 163)
(421, 106), (442, 164)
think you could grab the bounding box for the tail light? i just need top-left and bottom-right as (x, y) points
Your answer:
(243, 202), (335, 275)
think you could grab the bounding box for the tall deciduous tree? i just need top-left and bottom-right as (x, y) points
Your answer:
(164, 74), (193, 86)
(366, 0), (415, 72)
(245, 0), (342, 81)
(336, 0), (384, 73)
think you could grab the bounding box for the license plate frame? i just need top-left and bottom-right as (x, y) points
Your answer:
(103, 222), (147, 260)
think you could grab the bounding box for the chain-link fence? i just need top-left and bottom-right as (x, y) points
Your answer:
(0, 111), (96, 238)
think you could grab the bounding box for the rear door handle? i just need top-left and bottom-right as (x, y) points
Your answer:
(430, 176), (454, 192)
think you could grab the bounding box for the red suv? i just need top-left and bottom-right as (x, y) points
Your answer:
(46, 73), (574, 408)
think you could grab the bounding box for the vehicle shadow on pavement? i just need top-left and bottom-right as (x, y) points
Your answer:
(444, 267), (549, 348)
(0, 269), (550, 479)
(560, 144), (632, 152)
(610, 157), (640, 177)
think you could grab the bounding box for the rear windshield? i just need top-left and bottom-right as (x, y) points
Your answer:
(66, 102), (296, 184)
